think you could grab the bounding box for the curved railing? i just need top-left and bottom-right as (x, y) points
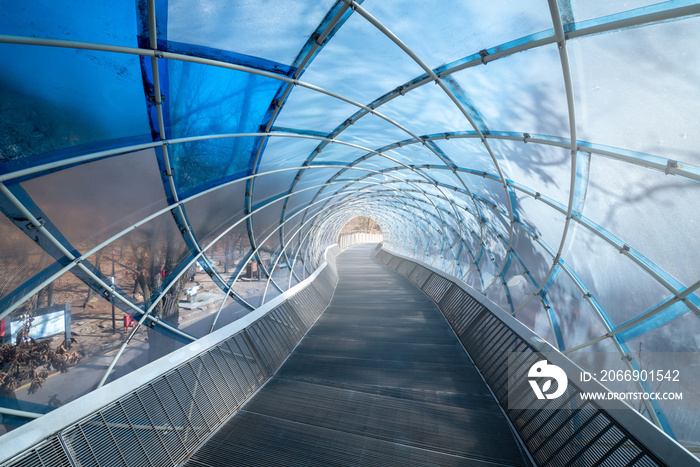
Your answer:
(377, 247), (698, 467)
(0, 246), (341, 467)
(338, 231), (384, 250)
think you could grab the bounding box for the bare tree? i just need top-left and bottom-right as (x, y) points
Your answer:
(117, 217), (195, 362)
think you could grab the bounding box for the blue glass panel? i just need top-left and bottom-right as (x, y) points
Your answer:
(166, 60), (284, 194)
(0, 45), (150, 162)
(1, 0), (138, 46)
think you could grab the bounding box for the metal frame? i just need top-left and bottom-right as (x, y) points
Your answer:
(380, 247), (699, 466)
(0, 245), (340, 466)
(0, 0), (698, 444)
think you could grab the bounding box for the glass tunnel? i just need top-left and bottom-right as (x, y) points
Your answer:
(0, 0), (699, 459)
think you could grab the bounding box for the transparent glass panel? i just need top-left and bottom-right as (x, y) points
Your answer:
(425, 168), (466, 192)
(335, 113), (411, 152)
(515, 295), (555, 345)
(178, 261), (228, 339)
(546, 270), (609, 350)
(6, 279), (117, 413)
(504, 257), (538, 312)
(569, 17), (700, 165)
(0, 215), (55, 304)
(22, 149), (167, 252)
(483, 225), (508, 267)
(252, 197), (285, 247)
(182, 179), (246, 249)
(441, 228), (458, 266)
(489, 138), (572, 205)
(448, 44), (569, 138)
(206, 222), (251, 285)
(274, 85), (359, 135)
(515, 193), (566, 251)
(352, 156), (405, 172)
(312, 142), (365, 165)
(570, 0), (667, 23)
(368, 0), (552, 69)
(480, 204), (511, 241)
(562, 221), (671, 326)
(282, 216), (305, 245)
(168, 0), (336, 65)
(626, 311), (700, 446)
(267, 251), (292, 299)
(251, 172), (297, 215)
(378, 83), (476, 136)
(462, 260), (482, 291)
(257, 136), (322, 173)
(477, 246), (499, 288)
(511, 223), (552, 290)
(290, 260), (304, 287)
(389, 143), (451, 168)
(294, 167), (342, 193)
(459, 209), (481, 238)
(583, 155), (700, 288)
(0, 45), (149, 162)
(296, 9), (425, 104)
(85, 214), (189, 308)
(460, 172), (510, 211)
(232, 258), (264, 309)
(486, 281), (511, 313)
(434, 138), (498, 174)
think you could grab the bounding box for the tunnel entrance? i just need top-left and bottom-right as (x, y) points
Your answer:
(337, 216), (383, 250)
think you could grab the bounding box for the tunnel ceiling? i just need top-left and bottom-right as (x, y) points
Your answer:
(1, 0), (699, 445)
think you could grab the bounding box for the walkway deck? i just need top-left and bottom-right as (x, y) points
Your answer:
(185, 245), (528, 466)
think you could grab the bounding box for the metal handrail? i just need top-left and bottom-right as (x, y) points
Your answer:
(378, 247), (699, 467)
(0, 245), (340, 466)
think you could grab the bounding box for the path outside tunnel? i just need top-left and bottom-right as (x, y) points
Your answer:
(186, 244), (528, 466)
(1, 297), (250, 432)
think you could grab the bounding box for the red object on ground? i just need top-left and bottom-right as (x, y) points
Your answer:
(123, 314), (135, 332)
